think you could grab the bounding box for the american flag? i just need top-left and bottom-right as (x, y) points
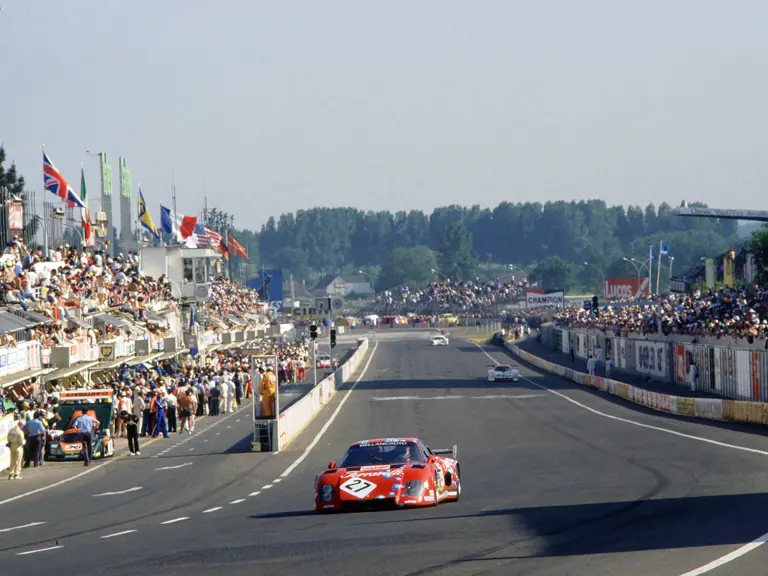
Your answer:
(195, 225), (222, 249)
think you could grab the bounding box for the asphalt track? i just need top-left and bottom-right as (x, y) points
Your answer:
(4, 332), (768, 575)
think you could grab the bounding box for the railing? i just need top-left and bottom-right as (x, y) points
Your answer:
(540, 323), (768, 402)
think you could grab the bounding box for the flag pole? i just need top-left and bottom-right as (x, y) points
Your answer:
(41, 145), (49, 258)
(655, 240), (663, 295)
(648, 244), (652, 296)
(172, 171), (178, 245)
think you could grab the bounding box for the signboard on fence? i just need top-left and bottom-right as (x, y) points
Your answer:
(603, 278), (650, 300)
(526, 291), (564, 309)
(635, 341), (666, 379)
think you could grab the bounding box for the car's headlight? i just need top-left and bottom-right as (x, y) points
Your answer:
(320, 484), (334, 501)
(405, 480), (424, 497)
(49, 442), (59, 449)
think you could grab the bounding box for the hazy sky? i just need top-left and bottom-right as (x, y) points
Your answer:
(2, 1), (768, 231)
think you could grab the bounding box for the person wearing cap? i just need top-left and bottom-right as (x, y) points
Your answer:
(23, 412), (46, 468)
(6, 418), (26, 480)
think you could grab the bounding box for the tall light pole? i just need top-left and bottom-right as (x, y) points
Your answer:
(583, 261), (605, 285)
(431, 268), (448, 281)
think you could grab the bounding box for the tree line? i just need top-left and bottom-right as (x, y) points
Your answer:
(247, 201), (740, 292)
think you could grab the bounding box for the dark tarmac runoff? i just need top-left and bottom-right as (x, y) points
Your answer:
(4, 330), (768, 575)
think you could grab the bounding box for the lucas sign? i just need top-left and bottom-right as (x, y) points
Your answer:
(603, 278), (650, 300)
(526, 291), (564, 309)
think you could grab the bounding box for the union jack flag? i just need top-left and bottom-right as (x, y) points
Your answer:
(43, 151), (86, 209)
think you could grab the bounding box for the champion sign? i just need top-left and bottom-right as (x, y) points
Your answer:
(525, 291), (564, 309)
(603, 278), (650, 300)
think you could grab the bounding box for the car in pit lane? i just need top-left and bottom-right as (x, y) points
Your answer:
(487, 364), (520, 382)
(431, 334), (449, 346)
(46, 389), (115, 460)
(316, 355), (339, 369)
(314, 438), (461, 512)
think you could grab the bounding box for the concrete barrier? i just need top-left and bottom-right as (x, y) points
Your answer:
(504, 342), (768, 428)
(277, 338), (370, 450)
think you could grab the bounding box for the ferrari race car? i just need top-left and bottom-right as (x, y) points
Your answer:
(315, 438), (461, 512)
(431, 334), (449, 346)
(488, 364), (520, 382)
(316, 355), (340, 369)
(47, 389), (115, 460)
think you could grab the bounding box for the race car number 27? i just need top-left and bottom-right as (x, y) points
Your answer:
(340, 477), (377, 498)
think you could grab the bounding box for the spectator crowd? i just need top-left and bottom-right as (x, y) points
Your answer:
(553, 287), (768, 341)
(377, 278), (527, 314)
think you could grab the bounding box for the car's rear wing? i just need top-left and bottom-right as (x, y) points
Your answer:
(432, 444), (458, 459)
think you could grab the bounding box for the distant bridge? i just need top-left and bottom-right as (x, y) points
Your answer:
(672, 207), (768, 222)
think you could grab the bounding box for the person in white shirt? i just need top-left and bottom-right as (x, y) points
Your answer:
(689, 362), (697, 392)
(219, 374), (229, 414)
(587, 356), (596, 376)
(226, 377), (235, 412)
(605, 357), (612, 378)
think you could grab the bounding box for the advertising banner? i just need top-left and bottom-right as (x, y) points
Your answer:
(603, 278), (650, 300)
(525, 291), (564, 309)
(247, 269), (284, 312)
(635, 341), (667, 379)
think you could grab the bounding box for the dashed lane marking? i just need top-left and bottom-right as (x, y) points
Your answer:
(155, 462), (193, 471)
(273, 479), (282, 483)
(249, 492), (261, 497)
(93, 487), (143, 497)
(202, 507), (222, 514)
(100, 529), (137, 539)
(262, 484), (273, 489)
(0, 521), (45, 533)
(160, 517), (189, 525)
(369, 394), (545, 401)
(17, 545), (63, 555)
(230, 499), (245, 504)
(280, 342), (379, 479)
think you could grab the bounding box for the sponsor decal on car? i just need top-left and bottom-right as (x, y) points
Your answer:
(424, 495), (434, 502)
(360, 465), (390, 471)
(340, 477), (378, 498)
(62, 444), (83, 452)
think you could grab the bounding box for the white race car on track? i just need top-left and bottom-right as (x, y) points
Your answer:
(488, 364), (520, 382)
(431, 335), (449, 346)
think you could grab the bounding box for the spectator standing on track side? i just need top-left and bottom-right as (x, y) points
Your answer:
(219, 374), (229, 414)
(7, 418), (26, 480)
(166, 389), (178, 433)
(570, 340), (575, 362)
(71, 410), (99, 466)
(234, 371), (243, 407)
(132, 388), (145, 435)
(210, 381), (221, 416)
(178, 388), (196, 433)
(151, 392), (169, 438)
(23, 412), (45, 468)
(126, 413), (140, 455)
(605, 356), (612, 378)
(690, 361), (698, 392)
(587, 355), (596, 376)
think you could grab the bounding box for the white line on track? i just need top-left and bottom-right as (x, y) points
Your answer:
(262, 484), (273, 489)
(230, 499), (245, 504)
(249, 491), (261, 497)
(0, 521), (45, 533)
(93, 486), (143, 497)
(273, 479), (282, 483)
(369, 394), (544, 401)
(100, 529), (137, 539)
(155, 462), (193, 471)
(279, 342), (378, 479)
(202, 507), (222, 514)
(189, 448), (195, 451)
(17, 545), (63, 555)
(160, 517), (189, 525)
(472, 342), (768, 574)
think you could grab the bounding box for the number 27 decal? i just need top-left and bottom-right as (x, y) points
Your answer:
(340, 477), (377, 498)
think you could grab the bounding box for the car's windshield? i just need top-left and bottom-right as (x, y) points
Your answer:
(496, 366), (511, 372)
(338, 441), (425, 467)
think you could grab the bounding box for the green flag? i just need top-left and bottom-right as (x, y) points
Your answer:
(80, 166), (87, 205)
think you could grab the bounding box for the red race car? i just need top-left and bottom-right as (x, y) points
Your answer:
(314, 437), (461, 512)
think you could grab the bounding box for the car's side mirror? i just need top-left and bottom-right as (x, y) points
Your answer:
(328, 460), (337, 469)
(427, 455), (437, 464)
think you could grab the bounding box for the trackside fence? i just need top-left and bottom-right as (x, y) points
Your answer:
(539, 324), (768, 403)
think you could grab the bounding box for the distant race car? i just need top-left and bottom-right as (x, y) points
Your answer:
(315, 438), (461, 512)
(487, 364), (520, 382)
(431, 334), (449, 346)
(316, 355), (340, 369)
